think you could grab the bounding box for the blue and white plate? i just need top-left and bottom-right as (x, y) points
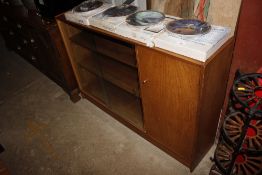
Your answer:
(126, 10), (165, 26)
(166, 19), (211, 35)
(73, 0), (104, 13)
(102, 5), (138, 17)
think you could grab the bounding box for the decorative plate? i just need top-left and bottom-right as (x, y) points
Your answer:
(102, 5), (138, 17)
(73, 0), (103, 13)
(166, 19), (211, 35)
(126, 10), (165, 26)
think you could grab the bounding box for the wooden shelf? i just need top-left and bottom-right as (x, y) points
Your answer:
(68, 28), (143, 132)
(72, 42), (140, 97)
(70, 31), (137, 68)
(94, 35), (136, 68)
(105, 81), (143, 130)
(70, 31), (96, 51)
(78, 65), (107, 105)
(99, 56), (140, 97)
(78, 64), (143, 130)
(72, 43), (102, 76)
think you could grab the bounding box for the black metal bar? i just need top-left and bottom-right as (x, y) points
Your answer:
(210, 72), (262, 175)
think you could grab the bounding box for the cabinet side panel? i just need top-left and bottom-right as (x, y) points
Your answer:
(49, 24), (80, 102)
(56, 20), (83, 91)
(191, 39), (234, 170)
(137, 46), (201, 164)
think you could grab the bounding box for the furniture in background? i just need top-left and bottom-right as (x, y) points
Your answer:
(210, 73), (262, 175)
(0, 1), (80, 102)
(56, 14), (234, 171)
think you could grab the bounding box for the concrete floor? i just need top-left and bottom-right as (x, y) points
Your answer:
(0, 35), (215, 175)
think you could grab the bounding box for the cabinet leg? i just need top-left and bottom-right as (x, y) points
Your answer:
(69, 89), (81, 103)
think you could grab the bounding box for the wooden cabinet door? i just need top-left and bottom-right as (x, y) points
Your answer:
(136, 46), (202, 162)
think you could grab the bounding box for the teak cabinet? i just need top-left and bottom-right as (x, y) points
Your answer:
(56, 15), (234, 171)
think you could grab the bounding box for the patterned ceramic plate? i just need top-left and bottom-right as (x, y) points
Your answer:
(126, 10), (165, 26)
(166, 19), (211, 35)
(73, 0), (104, 12)
(102, 5), (138, 17)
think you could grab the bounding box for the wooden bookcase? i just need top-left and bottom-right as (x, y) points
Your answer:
(56, 15), (234, 171)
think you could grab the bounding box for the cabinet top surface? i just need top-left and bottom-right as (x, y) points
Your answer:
(56, 14), (234, 66)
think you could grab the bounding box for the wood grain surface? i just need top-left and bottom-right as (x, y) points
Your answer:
(50, 24), (80, 102)
(56, 16), (235, 171)
(56, 20), (83, 92)
(191, 38), (234, 170)
(137, 45), (201, 163)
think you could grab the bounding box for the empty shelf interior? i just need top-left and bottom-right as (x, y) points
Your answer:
(68, 28), (143, 130)
(105, 81), (143, 130)
(71, 43), (140, 97)
(99, 56), (140, 97)
(70, 31), (95, 51)
(78, 65), (107, 105)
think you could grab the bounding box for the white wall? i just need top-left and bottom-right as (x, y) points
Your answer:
(207, 0), (242, 35)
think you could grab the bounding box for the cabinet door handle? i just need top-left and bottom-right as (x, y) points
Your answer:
(143, 79), (149, 84)
(17, 46), (21, 50)
(31, 56), (36, 61)
(30, 39), (35, 43)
